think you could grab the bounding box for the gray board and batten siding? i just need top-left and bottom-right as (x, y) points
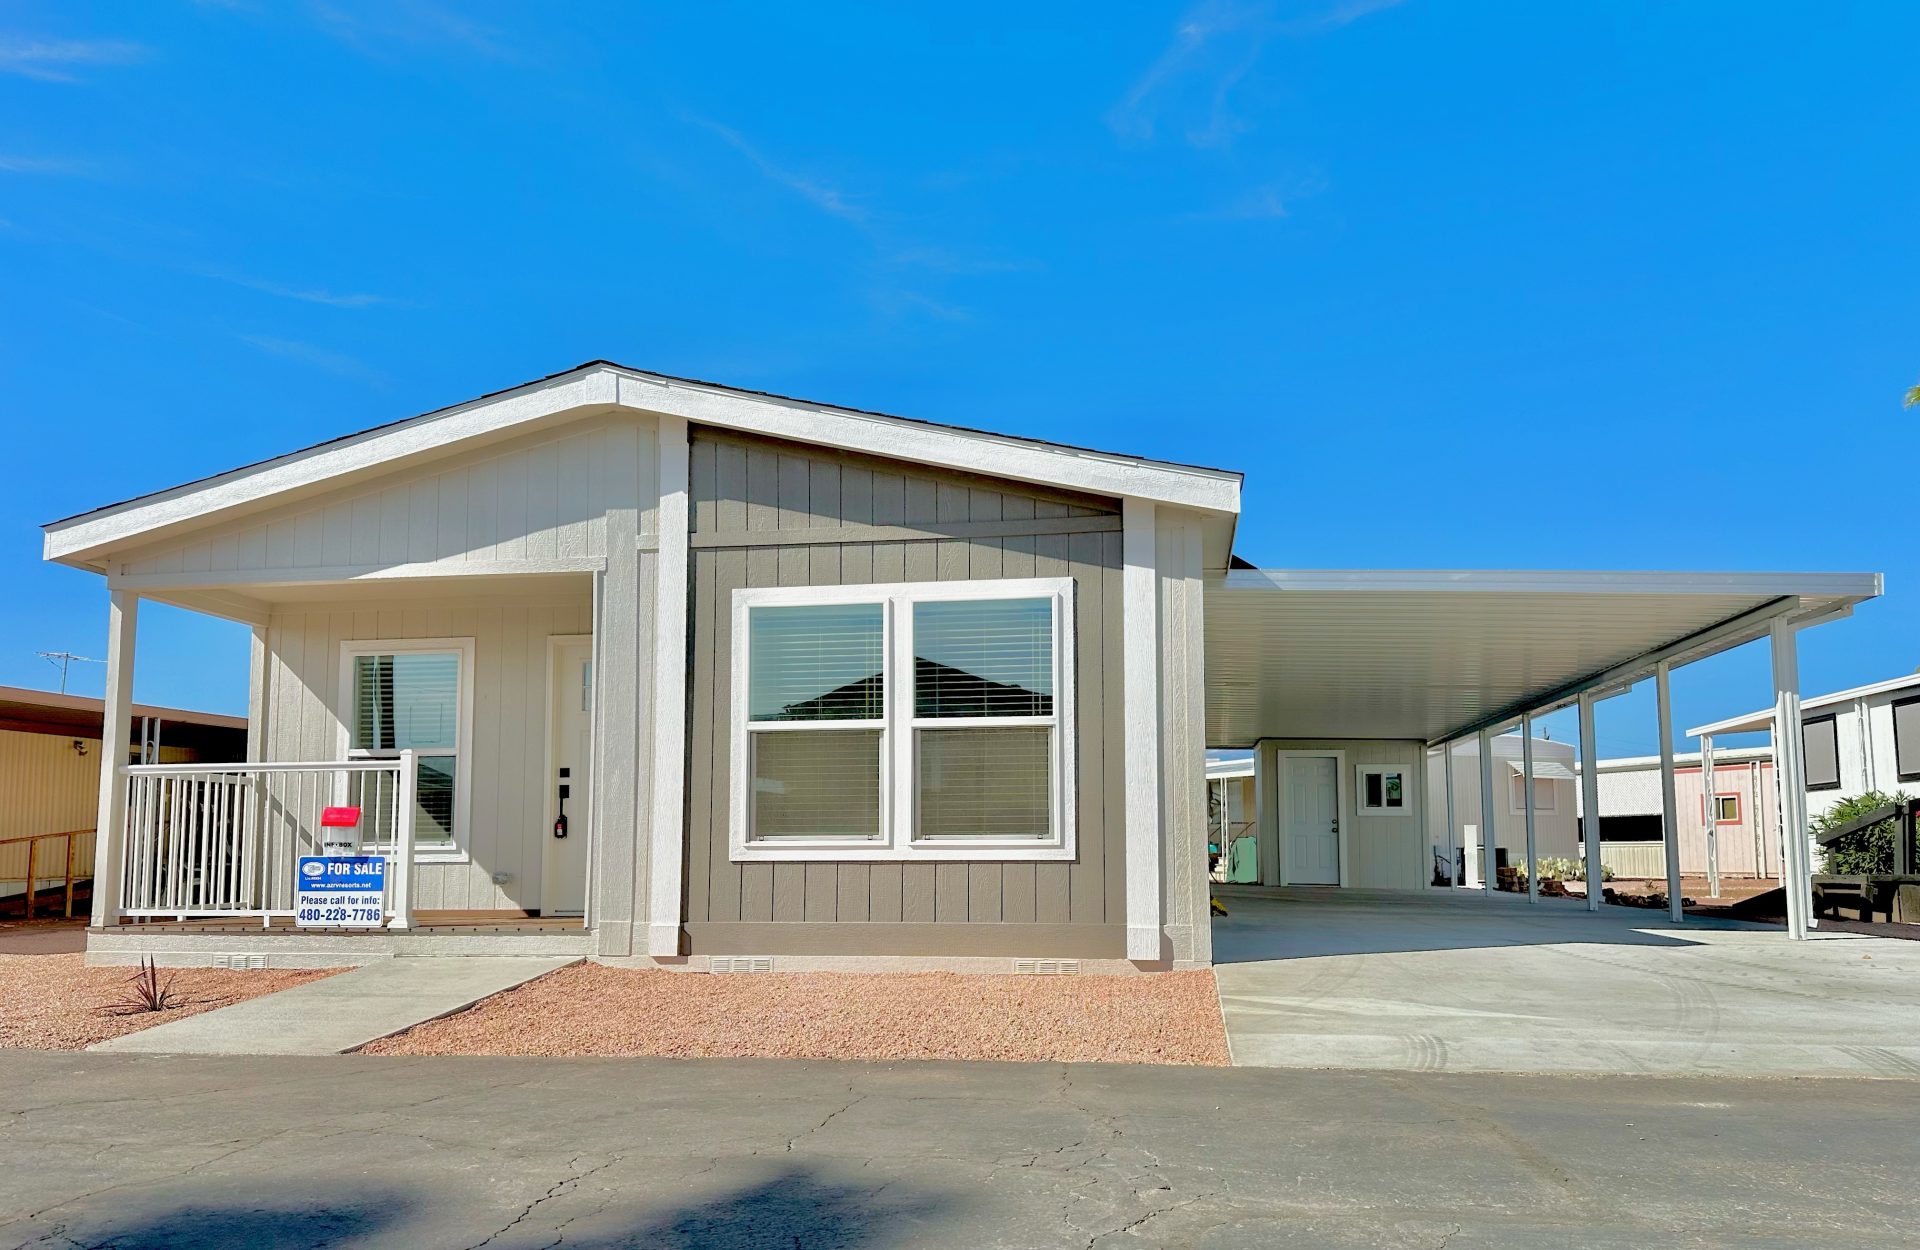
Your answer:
(680, 428), (1129, 958)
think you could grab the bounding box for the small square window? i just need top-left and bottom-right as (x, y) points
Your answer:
(1357, 766), (1408, 813)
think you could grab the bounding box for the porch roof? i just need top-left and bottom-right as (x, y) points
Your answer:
(1203, 568), (1882, 747)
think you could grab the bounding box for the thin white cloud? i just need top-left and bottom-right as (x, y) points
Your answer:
(871, 289), (970, 322)
(688, 115), (870, 226)
(205, 269), (388, 308)
(307, 1), (515, 60)
(1189, 171), (1330, 221)
(1109, 0), (1405, 148)
(0, 154), (101, 177)
(0, 36), (148, 82)
(885, 246), (1033, 276)
(240, 334), (385, 384)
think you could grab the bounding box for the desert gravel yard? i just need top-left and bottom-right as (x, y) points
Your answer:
(0, 952), (334, 1051)
(363, 965), (1231, 1065)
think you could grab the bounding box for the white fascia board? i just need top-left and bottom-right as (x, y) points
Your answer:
(607, 370), (1240, 514)
(1685, 670), (1920, 739)
(1223, 568), (1883, 599)
(47, 363), (1241, 568)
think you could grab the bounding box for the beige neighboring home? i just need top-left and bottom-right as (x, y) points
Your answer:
(0, 686), (244, 915)
(1427, 735), (1580, 888)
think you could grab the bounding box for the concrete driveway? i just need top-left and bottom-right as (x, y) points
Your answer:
(1213, 887), (1920, 1078)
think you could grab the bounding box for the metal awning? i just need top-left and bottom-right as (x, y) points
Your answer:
(1507, 759), (1576, 780)
(1203, 569), (1882, 747)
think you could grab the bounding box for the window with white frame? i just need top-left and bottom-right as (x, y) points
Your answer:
(340, 639), (472, 855)
(732, 578), (1075, 861)
(1508, 773), (1558, 815)
(1356, 765), (1408, 813)
(1708, 794), (1740, 824)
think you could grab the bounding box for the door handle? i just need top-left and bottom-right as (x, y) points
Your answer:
(553, 772), (570, 839)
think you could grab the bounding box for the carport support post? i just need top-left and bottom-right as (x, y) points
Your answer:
(1442, 741), (1457, 887)
(1578, 693), (1603, 911)
(1476, 727), (1497, 897)
(1656, 660), (1684, 924)
(1770, 617), (1811, 941)
(1700, 733), (1721, 899)
(1520, 713), (1539, 903)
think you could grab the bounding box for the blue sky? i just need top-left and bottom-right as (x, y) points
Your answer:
(2, 1), (1914, 757)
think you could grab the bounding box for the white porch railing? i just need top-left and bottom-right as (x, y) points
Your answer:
(119, 752), (416, 928)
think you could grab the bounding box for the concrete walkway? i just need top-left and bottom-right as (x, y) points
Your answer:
(90, 956), (577, 1056)
(1214, 887), (1920, 1078)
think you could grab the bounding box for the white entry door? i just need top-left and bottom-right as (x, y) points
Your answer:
(1283, 756), (1341, 885)
(542, 638), (593, 916)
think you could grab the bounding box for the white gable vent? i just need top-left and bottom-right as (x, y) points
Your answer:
(212, 953), (267, 970)
(709, 956), (774, 974)
(1012, 959), (1080, 975)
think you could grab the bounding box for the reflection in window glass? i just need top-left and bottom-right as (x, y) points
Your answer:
(913, 598), (1052, 718)
(748, 604), (885, 721)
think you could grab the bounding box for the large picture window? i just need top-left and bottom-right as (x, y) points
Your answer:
(339, 638), (473, 857)
(731, 578), (1075, 861)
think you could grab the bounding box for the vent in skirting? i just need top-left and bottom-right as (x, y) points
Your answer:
(212, 953), (268, 970)
(709, 956), (774, 974)
(1011, 959), (1080, 975)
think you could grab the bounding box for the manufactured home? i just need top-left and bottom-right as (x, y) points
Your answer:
(43, 362), (1884, 965)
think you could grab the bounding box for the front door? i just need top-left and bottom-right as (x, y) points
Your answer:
(1283, 755), (1340, 885)
(542, 638), (593, 916)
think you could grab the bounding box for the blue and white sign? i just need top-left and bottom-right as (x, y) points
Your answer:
(294, 855), (387, 929)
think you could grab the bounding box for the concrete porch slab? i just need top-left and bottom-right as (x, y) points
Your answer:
(89, 956), (579, 1056)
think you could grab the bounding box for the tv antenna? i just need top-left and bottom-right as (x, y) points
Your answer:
(37, 651), (104, 694)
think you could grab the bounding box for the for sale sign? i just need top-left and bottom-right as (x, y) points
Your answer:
(294, 855), (386, 929)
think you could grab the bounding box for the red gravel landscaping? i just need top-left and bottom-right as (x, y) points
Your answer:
(363, 964), (1231, 1066)
(0, 952), (336, 1051)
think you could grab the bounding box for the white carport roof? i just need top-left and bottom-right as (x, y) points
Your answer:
(1204, 569), (1882, 748)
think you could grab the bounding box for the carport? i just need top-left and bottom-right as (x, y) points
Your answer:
(1203, 569), (1882, 940)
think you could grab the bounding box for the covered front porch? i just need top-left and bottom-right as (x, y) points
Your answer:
(83, 571), (607, 965)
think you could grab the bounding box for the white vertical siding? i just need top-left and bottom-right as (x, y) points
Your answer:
(1262, 738), (1430, 890)
(116, 416), (658, 579)
(262, 599), (593, 911)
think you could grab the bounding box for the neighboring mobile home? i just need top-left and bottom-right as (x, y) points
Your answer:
(1578, 746), (1780, 881)
(43, 361), (1885, 965)
(1427, 735), (1580, 888)
(0, 686), (244, 914)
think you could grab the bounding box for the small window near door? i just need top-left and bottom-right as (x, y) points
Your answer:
(340, 639), (472, 855)
(1356, 765), (1408, 813)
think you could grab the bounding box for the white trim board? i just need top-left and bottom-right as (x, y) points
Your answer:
(45, 363), (1241, 565)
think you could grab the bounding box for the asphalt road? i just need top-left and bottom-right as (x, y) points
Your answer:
(0, 1052), (1913, 1249)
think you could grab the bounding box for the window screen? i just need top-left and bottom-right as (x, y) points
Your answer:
(913, 598), (1052, 718)
(748, 604), (884, 721)
(1895, 698), (1920, 783)
(1803, 716), (1841, 791)
(751, 729), (883, 839)
(917, 726), (1051, 839)
(352, 652), (459, 750)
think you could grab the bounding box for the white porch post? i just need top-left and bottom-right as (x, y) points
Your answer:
(646, 414), (692, 958)
(1700, 732), (1720, 899)
(1771, 616), (1811, 941)
(1477, 726), (1497, 897)
(1442, 741), (1457, 888)
(1656, 660), (1684, 923)
(1578, 692), (1603, 911)
(1254, 741), (1278, 887)
(1520, 713), (1538, 904)
(91, 590), (138, 929)
(1123, 499), (1164, 960)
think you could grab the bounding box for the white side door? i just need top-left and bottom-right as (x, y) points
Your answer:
(1283, 755), (1340, 885)
(542, 638), (593, 916)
